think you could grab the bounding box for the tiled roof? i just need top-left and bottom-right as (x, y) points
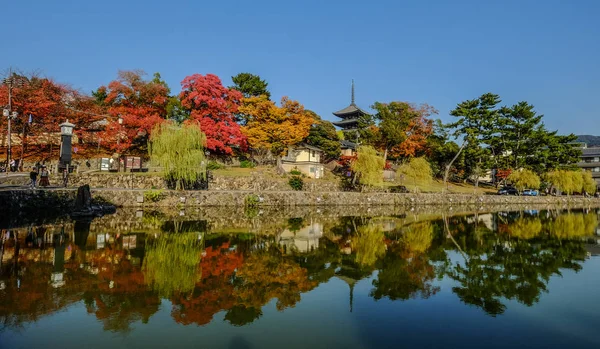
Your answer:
(333, 103), (369, 117)
(333, 118), (359, 127)
(582, 147), (600, 156)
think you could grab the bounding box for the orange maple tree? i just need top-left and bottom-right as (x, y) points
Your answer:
(239, 95), (314, 162)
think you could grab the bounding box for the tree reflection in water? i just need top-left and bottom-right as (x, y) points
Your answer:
(143, 232), (203, 298)
(447, 211), (594, 316)
(371, 221), (441, 301)
(1, 208), (598, 332)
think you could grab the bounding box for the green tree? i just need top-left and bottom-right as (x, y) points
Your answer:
(230, 73), (271, 99)
(507, 169), (540, 192)
(427, 120), (465, 178)
(304, 111), (341, 161)
(149, 122), (207, 190)
(166, 96), (189, 123)
(397, 157), (433, 192)
(351, 146), (385, 187)
(448, 93), (500, 188)
(372, 101), (436, 163)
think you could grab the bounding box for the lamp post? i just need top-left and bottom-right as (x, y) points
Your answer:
(3, 76), (26, 171)
(117, 115), (123, 149)
(59, 120), (75, 176)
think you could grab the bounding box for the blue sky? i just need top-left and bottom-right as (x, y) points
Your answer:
(2, 0), (599, 135)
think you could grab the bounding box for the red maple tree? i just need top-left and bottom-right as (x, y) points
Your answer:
(96, 70), (169, 153)
(179, 74), (247, 155)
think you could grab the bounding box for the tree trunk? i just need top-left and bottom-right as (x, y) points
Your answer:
(443, 141), (467, 194)
(383, 147), (388, 167)
(276, 156), (285, 175)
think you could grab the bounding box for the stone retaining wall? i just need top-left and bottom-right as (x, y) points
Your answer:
(66, 172), (341, 192)
(2, 188), (599, 209)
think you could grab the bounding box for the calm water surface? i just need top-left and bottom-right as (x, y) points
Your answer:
(1, 207), (600, 349)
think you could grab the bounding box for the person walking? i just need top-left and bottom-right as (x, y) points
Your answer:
(29, 167), (38, 188)
(62, 168), (69, 188)
(39, 166), (50, 187)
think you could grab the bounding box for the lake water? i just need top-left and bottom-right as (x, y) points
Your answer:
(1, 207), (600, 349)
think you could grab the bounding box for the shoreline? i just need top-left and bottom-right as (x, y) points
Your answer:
(1, 188), (599, 214)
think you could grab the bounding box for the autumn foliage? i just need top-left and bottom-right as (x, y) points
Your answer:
(239, 95), (314, 157)
(180, 74), (246, 155)
(96, 70), (169, 152)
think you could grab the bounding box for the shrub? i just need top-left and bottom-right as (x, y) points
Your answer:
(144, 189), (166, 203)
(290, 168), (302, 176)
(240, 160), (256, 168)
(207, 161), (224, 170)
(245, 194), (260, 208)
(289, 175), (304, 191)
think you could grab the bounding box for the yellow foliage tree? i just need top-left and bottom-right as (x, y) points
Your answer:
(351, 146), (385, 186)
(546, 170), (571, 194)
(239, 95), (314, 165)
(401, 221), (434, 254)
(582, 171), (597, 195)
(547, 212), (598, 239)
(507, 217), (542, 240)
(352, 225), (387, 267)
(507, 169), (540, 192)
(547, 170), (591, 195)
(396, 157), (433, 192)
(571, 171), (584, 194)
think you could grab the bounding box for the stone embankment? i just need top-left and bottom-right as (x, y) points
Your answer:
(1, 188), (599, 209)
(65, 172), (341, 192)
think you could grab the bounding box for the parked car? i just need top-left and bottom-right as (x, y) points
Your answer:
(390, 185), (409, 193)
(522, 189), (539, 196)
(498, 187), (518, 195)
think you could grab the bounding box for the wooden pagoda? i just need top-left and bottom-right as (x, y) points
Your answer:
(332, 80), (369, 132)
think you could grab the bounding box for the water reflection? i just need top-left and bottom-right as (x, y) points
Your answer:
(1, 207), (599, 336)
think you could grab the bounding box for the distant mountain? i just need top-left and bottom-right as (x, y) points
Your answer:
(577, 135), (600, 147)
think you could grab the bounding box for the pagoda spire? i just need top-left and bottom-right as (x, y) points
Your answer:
(351, 79), (355, 105)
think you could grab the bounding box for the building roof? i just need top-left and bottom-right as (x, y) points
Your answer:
(333, 118), (360, 127)
(294, 143), (323, 152)
(333, 103), (370, 117)
(582, 147), (600, 156)
(340, 140), (357, 150)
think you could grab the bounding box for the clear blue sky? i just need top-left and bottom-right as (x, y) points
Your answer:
(3, 0), (599, 135)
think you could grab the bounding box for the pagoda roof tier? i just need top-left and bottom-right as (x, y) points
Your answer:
(333, 103), (369, 118)
(333, 118), (359, 127)
(340, 140), (357, 150)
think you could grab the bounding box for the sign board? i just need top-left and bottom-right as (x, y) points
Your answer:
(100, 158), (110, 171)
(124, 156), (142, 170)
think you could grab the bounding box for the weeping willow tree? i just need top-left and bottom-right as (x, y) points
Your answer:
(507, 169), (540, 192)
(143, 232), (203, 298)
(351, 146), (385, 187)
(401, 221), (434, 254)
(149, 122), (207, 190)
(582, 171), (598, 195)
(546, 212), (598, 239)
(397, 157), (433, 193)
(507, 217), (543, 240)
(352, 225), (387, 267)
